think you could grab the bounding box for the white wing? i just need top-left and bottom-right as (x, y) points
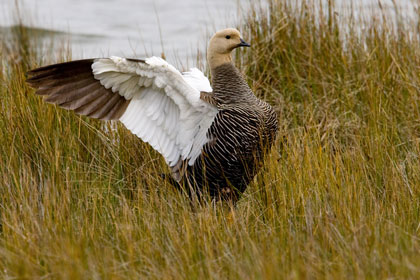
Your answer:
(92, 56), (218, 167)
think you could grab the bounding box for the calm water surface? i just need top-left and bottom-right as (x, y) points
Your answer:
(0, 0), (416, 65)
(1, 0), (252, 65)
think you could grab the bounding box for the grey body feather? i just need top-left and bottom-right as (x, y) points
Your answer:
(182, 63), (278, 200)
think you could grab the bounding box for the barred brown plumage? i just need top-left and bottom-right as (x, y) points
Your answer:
(25, 28), (278, 202)
(183, 63), (278, 200)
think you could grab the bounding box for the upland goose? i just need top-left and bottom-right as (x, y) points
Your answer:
(26, 28), (278, 200)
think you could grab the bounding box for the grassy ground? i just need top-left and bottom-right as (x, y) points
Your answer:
(1, 0), (420, 279)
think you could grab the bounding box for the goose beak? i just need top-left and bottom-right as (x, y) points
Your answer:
(238, 38), (251, 47)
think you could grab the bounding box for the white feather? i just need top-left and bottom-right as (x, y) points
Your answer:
(91, 56), (218, 166)
(182, 68), (212, 93)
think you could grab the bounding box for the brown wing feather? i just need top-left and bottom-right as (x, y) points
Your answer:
(26, 59), (130, 120)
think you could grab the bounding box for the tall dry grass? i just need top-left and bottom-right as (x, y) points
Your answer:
(1, 0), (420, 279)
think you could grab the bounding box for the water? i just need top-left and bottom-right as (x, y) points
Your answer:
(0, 0), (417, 66)
(0, 0), (253, 65)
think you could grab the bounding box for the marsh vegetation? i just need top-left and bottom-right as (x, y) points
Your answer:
(1, 1), (420, 278)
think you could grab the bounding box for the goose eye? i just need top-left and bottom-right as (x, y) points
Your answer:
(225, 35), (231, 39)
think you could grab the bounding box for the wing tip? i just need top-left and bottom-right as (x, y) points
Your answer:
(126, 58), (146, 63)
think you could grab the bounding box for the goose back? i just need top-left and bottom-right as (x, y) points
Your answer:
(182, 63), (278, 200)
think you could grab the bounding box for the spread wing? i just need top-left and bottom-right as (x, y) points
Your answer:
(26, 56), (218, 168)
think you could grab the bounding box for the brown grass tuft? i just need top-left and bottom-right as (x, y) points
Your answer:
(1, 0), (420, 278)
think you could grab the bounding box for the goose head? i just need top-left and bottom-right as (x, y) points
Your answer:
(207, 28), (250, 70)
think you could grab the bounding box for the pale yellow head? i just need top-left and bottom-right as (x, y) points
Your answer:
(207, 28), (250, 70)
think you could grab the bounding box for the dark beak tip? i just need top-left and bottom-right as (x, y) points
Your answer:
(239, 38), (251, 47)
